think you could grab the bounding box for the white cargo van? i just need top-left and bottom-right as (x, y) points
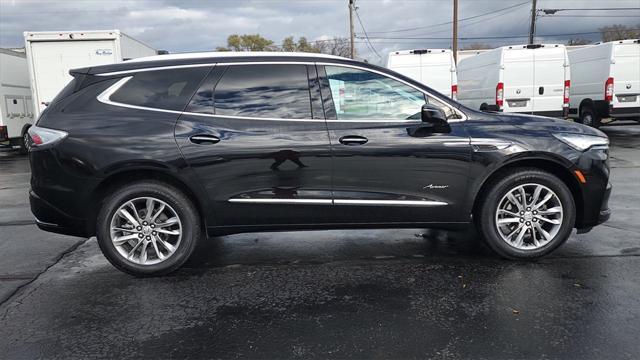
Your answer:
(0, 49), (34, 153)
(568, 39), (640, 127)
(387, 49), (458, 99)
(24, 30), (157, 117)
(457, 44), (570, 117)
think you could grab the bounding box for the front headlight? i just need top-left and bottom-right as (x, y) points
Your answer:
(552, 133), (609, 151)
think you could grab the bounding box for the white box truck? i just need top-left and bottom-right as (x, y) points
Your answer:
(387, 49), (458, 99)
(24, 30), (156, 117)
(0, 49), (34, 153)
(457, 44), (571, 118)
(567, 39), (640, 127)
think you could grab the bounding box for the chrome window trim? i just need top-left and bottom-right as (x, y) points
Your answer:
(333, 199), (448, 207)
(95, 61), (467, 122)
(227, 198), (448, 207)
(228, 198), (332, 205)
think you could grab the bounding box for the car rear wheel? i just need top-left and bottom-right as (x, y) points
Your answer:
(96, 181), (202, 276)
(18, 129), (30, 154)
(477, 168), (576, 259)
(579, 106), (601, 128)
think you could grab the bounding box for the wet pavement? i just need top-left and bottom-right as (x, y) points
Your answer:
(1, 124), (639, 359)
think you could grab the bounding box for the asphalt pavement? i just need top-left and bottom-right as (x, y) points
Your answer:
(0, 123), (639, 359)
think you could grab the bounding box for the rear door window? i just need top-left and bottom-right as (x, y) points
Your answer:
(213, 64), (312, 119)
(110, 67), (211, 111)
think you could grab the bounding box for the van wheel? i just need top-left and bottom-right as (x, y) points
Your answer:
(96, 181), (202, 276)
(18, 129), (30, 155)
(580, 107), (601, 128)
(476, 168), (575, 259)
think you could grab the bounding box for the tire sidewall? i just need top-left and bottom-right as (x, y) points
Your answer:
(96, 181), (200, 276)
(580, 108), (600, 128)
(479, 170), (576, 259)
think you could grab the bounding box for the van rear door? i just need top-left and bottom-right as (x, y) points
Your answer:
(502, 47), (535, 113)
(419, 51), (454, 97)
(532, 46), (567, 116)
(611, 42), (640, 110)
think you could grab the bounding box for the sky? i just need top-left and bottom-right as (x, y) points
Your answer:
(1, 0), (639, 64)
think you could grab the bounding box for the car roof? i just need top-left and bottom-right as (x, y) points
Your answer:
(75, 51), (358, 76)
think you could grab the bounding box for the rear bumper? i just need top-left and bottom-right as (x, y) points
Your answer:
(30, 190), (88, 237)
(609, 106), (640, 119)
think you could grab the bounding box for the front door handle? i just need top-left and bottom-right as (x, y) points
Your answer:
(190, 134), (220, 145)
(339, 135), (368, 146)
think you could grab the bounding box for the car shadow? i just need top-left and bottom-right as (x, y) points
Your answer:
(183, 228), (495, 270)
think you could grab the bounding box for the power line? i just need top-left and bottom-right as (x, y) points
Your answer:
(353, 6), (382, 59)
(540, 15), (640, 18)
(361, 28), (640, 41)
(366, 1), (530, 35)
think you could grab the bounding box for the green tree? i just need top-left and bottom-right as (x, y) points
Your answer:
(216, 34), (276, 52)
(281, 36), (320, 53)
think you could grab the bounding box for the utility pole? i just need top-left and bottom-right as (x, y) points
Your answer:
(349, 0), (356, 59)
(452, 0), (458, 63)
(528, 0), (537, 44)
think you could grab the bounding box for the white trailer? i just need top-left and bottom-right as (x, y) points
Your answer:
(0, 49), (34, 152)
(24, 30), (156, 117)
(567, 39), (640, 127)
(387, 49), (458, 99)
(456, 44), (570, 118)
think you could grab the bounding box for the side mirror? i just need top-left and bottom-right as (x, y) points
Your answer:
(409, 104), (450, 137)
(420, 104), (450, 133)
(421, 104), (447, 123)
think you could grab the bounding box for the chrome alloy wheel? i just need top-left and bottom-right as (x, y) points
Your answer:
(109, 197), (182, 265)
(495, 183), (563, 250)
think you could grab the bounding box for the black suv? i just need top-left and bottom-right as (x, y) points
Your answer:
(28, 52), (611, 276)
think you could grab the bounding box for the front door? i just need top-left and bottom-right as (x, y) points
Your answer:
(319, 64), (472, 225)
(175, 63), (333, 228)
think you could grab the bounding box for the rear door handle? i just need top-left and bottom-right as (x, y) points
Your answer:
(339, 135), (368, 146)
(190, 134), (220, 145)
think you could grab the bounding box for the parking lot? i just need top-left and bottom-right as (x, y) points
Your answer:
(0, 123), (639, 359)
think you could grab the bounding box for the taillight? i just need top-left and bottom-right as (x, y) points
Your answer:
(451, 84), (458, 100)
(0, 125), (8, 141)
(27, 126), (68, 148)
(605, 77), (614, 102)
(563, 80), (570, 105)
(496, 82), (504, 107)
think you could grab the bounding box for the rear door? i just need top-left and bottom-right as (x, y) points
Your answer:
(502, 48), (535, 113)
(611, 42), (640, 109)
(30, 40), (117, 114)
(532, 47), (567, 115)
(175, 63), (333, 227)
(420, 51), (453, 97)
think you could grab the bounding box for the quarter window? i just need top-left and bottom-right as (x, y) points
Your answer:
(110, 67), (210, 111)
(214, 64), (312, 119)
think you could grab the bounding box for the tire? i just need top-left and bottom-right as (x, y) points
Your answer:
(18, 129), (30, 155)
(579, 106), (601, 128)
(476, 168), (576, 259)
(96, 180), (202, 276)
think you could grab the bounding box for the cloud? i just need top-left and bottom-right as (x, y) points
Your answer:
(1, 0), (638, 64)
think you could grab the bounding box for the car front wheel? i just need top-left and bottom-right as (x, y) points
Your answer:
(96, 181), (202, 276)
(477, 168), (576, 259)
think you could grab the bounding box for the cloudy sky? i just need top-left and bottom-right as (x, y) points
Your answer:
(1, 0), (638, 64)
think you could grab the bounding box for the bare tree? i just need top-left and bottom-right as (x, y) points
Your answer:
(315, 37), (352, 58)
(599, 24), (640, 42)
(460, 42), (491, 50)
(566, 37), (592, 46)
